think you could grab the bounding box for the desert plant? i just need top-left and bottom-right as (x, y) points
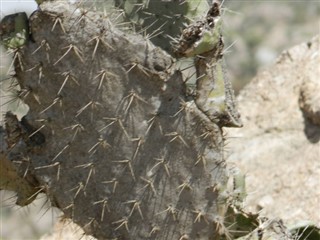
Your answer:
(1, 1), (310, 239)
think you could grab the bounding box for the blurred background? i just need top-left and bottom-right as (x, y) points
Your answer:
(223, 0), (319, 92)
(0, 0), (319, 239)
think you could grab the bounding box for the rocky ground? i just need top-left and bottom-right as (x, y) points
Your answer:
(226, 35), (320, 227)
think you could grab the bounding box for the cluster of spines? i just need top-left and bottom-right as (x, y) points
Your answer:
(114, 0), (209, 52)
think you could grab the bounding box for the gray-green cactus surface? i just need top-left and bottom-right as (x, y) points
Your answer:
(0, 1), (239, 239)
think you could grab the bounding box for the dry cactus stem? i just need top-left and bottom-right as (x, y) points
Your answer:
(236, 218), (292, 240)
(173, 2), (242, 128)
(0, 1), (248, 239)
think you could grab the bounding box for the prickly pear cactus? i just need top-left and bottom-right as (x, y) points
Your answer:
(114, 0), (209, 53)
(0, 1), (249, 239)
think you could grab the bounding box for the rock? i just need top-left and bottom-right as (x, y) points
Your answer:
(227, 35), (320, 226)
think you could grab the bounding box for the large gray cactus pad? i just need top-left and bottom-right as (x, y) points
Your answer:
(0, 2), (238, 239)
